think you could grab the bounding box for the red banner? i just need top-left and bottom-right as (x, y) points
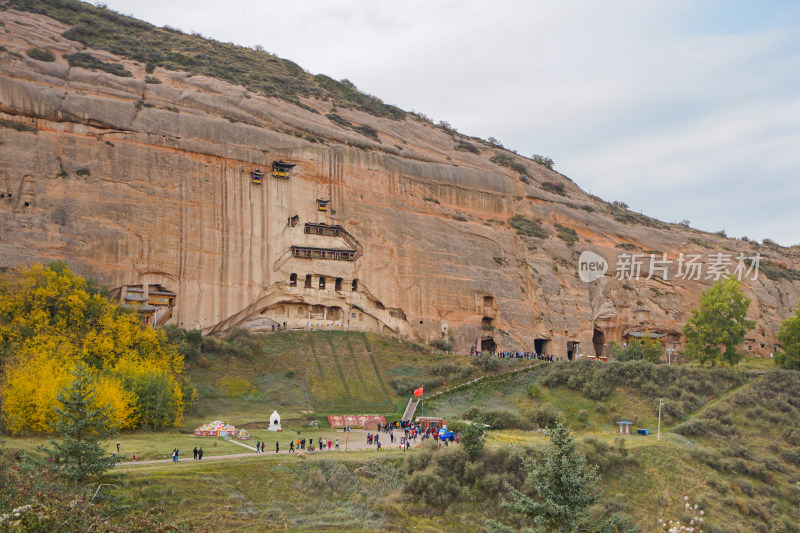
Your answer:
(327, 415), (386, 428)
(414, 386), (424, 397)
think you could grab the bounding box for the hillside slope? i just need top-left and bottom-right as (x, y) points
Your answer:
(184, 330), (512, 423)
(0, 0), (799, 358)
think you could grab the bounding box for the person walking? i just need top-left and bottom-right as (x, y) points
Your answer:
(275, 441), (279, 454)
(116, 441), (120, 453)
(335, 438), (340, 450)
(327, 439), (331, 450)
(255, 441), (260, 453)
(289, 440), (295, 452)
(261, 441), (265, 453)
(193, 446), (198, 460)
(198, 448), (203, 460)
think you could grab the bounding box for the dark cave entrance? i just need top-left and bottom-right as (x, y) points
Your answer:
(593, 328), (606, 357)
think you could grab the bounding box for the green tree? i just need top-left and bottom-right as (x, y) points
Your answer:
(612, 334), (663, 363)
(607, 341), (625, 360)
(461, 421), (485, 458)
(502, 418), (601, 532)
(683, 277), (755, 366)
(641, 334), (665, 363)
(775, 298), (800, 370)
(48, 363), (118, 484)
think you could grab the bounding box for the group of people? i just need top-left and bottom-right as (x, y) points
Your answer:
(494, 351), (555, 361)
(272, 436), (341, 453)
(469, 347), (556, 361)
(166, 419), (461, 463)
(269, 321), (288, 332)
(366, 432), (385, 449)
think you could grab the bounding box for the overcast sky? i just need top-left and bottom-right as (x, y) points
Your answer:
(100, 0), (800, 246)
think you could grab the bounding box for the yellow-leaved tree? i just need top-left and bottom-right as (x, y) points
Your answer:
(0, 262), (192, 434)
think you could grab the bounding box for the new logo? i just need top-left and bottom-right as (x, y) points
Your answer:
(578, 251), (608, 282)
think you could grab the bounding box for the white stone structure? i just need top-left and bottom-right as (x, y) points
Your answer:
(269, 410), (282, 431)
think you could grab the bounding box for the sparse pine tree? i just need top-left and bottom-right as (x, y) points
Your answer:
(683, 277), (755, 366)
(501, 418), (601, 532)
(461, 421), (485, 458)
(48, 363), (118, 484)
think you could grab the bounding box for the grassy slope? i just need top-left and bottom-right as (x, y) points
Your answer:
(187, 330), (524, 426)
(422, 361), (800, 532)
(3, 333), (798, 531)
(118, 358), (800, 532)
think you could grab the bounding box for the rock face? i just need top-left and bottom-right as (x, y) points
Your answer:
(1, 8), (799, 358)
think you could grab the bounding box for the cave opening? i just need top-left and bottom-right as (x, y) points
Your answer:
(534, 338), (550, 355)
(480, 337), (496, 354)
(567, 341), (580, 360)
(593, 328), (606, 357)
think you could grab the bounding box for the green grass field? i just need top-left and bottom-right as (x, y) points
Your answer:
(187, 330), (527, 425)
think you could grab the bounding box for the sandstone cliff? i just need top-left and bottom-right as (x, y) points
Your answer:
(1, 5), (798, 358)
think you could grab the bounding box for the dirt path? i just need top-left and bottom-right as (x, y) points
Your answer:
(117, 429), (410, 467)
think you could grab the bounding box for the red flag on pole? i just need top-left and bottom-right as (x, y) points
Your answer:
(414, 386), (424, 397)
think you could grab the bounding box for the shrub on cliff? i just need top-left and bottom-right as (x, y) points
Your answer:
(26, 47), (55, 62)
(531, 154), (554, 170)
(491, 153), (529, 177)
(508, 215), (548, 239)
(65, 52), (132, 77)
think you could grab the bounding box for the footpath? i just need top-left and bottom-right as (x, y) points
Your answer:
(116, 430), (406, 467)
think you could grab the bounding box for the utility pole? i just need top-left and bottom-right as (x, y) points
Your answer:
(657, 399), (663, 441)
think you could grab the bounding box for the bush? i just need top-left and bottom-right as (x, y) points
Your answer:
(462, 407), (519, 429)
(0, 119), (38, 134)
(390, 376), (444, 396)
(541, 181), (566, 196)
(26, 47), (56, 62)
(532, 154), (554, 170)
(524, 403), (560, 428)
(508, 215), (547, 238)
(65, 52), (132, 77)
(473, 354), (500, 372)
(429, 337), (454, 351)
(554, 224), (578, 246)
(406, 470), (461, 507)
(430, 362), (473, 379)
(455, 140), (480, 154)
(491, 153), (529, 177)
